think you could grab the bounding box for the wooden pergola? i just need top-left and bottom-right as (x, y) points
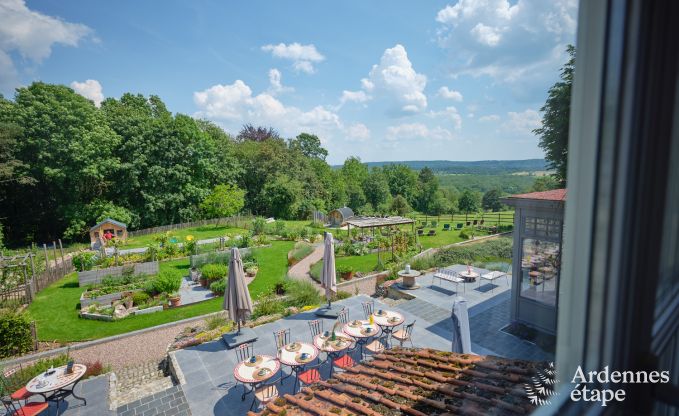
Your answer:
(344, 216), (416, 262)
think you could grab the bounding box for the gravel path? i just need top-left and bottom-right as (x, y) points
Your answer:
(287, 243), (324, 291)
(68, 320), (203, 371)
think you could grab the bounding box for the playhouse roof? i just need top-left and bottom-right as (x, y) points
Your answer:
(90, 218), (127, 232)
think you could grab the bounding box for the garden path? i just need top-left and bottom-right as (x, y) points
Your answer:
(287, 243), (324, 290)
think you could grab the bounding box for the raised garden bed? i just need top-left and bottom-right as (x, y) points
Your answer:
(80, 289), (142, 307)
(77, 261), (159, 286)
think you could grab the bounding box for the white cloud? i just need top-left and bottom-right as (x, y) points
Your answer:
(429, 106), (462, 130)
(267, 68), (293, 95)
(0, 0), (92, 93)
(193, 79), (341, 140)
(386, 123), (455, 141)
(437, 86), (463, 101)
(435, 0), (577, 84)
(503, 109), (541, 134)
(70, 79), (104, 107)
(479, 114), (500, 122)
(261, 42), (325, 74)
(345, 123), (371, 142)
(365, 44), (428, 114)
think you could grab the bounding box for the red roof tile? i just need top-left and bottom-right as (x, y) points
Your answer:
(249, 348), (547, 416)
(507, 189), (567, 201)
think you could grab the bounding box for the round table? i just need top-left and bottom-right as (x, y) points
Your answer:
(397, 269), (421, 290)
(372, 310), (405, 348)
(233, 355), (280, 401)
(343, 320), (382, 357)
(313, 332), (354, 354)
(458, 271), (479, 283)
(26, 364), (88, 408)
(277, 342), (319, 391)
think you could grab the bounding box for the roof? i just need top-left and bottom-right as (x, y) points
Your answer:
(506, 189), (567, 202)
(330, 206), (354, 218)
(249, 348), (544, 416)
(90, 218), (127, 232)
(345, 215), (415, 228)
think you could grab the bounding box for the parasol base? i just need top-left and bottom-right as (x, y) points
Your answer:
(222, 327), (258, 349)
(314, 304), (344, 318)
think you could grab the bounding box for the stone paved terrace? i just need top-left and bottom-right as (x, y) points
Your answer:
(171, 271), (555, 416)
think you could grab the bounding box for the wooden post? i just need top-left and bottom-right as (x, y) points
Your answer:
(30, 321), (38, 351)
(28, 253), (36, 301)
(52, 241), (59, 277)
(58, 239), (65, 272)
(22, 261), (30, 303)
(42, 244), (50, 285)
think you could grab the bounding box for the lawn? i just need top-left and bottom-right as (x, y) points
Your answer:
(26, 240), (294, 342)
(123, 224), (247, 249)
(310, 252), (381, 282)
(417, 229), (469, 250)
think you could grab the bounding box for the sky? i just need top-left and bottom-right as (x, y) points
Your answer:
(0, 0), (578, 164)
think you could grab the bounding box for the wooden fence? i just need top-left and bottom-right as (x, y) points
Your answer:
(128, 214), (253, 238)
(411, 212), (515, 227)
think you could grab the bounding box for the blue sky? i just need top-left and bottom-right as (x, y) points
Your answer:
(0, 0), (577, 164)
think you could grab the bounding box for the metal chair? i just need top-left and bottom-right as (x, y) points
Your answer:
(308, 320), (323, 340)
(392, 321), (416, 348)
(1, 367), (34, 405)
(250, 376), (282, 411)
(1, 397), (48, 416)
(337, 308), (350, 324)
(362, 301), (374, 320)
(364, 334), (388, 356)
(273, 328), (291, 349)
(235, 342), (254, 363)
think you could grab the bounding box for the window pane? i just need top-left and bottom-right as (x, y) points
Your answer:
(520, 238), (560, 306)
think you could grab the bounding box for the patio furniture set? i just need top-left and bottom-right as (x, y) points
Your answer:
(433, 266), (510, 293)
(232, 301), (415, 411)
(1, 363), (88, 416)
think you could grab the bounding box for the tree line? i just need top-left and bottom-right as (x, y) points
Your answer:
(0, 82), (557, 247)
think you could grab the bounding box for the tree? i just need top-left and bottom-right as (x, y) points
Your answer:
(390, 195), (412, 216)
(289, 133), (328, 161)
(458, 190), (479, 214)
(535, 45), (575, 186)
(340, 157), (369, 209)
(200, 184), (246, 225)
(260, 175), (303, 219)
(363, 170), (390, 208)
(416, 167), (440, 214)
(382, 164), (418, 205)
(482, 189), (504, 212)
(236, 124), (280, 142)
(530, 175), (560, 192)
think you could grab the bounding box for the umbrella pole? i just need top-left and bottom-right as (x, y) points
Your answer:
(237, 320), (241, 334)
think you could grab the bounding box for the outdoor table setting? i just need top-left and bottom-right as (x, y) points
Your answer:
(343, 319), (382, 356)
(458, 269), (479, 282)
(25, 363), (88, 409)
(313, 331), (354, 355)
(277, 341), (319, 389)
(233, 354), (280, 401)
(372, 309), (404, 347)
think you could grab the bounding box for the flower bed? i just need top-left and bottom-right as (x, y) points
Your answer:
(80, 288), (142, 307)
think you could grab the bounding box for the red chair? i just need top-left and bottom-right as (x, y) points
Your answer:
(332, 354), (356, 370)
(1, 400), (49, 416)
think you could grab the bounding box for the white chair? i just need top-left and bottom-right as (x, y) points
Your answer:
(432, 268), (465, 293)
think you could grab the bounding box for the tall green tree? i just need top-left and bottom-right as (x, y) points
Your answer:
(482, 189), (504, 212)
(530, 175), (560, 192)
(363, 170), (390, 208)
(458, 190), (479, 214)
(340, 157), (368, 209)
(382, 164), (418, 205)
(390, 195), (412, 216)
(289, 133), (328, 161)
(535, 45), (575, 186)
(416, 167), (440, 214)
(200, 184), (246, 225)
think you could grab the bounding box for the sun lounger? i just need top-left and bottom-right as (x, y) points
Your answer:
(443, 224), (450, 231)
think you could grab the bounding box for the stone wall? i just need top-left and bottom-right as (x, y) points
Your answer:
(78, 261), (159, 286)
(336, 271), (388, 296)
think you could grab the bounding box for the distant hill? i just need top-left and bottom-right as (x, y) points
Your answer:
(355, 159), (548, 175)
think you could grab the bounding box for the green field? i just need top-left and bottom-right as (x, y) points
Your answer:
(123, 224), (248, 249)
(437, 173), (536, 194)
(26, 240), (294, 342)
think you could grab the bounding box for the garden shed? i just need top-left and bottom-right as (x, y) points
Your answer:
(90, 218), (127, 250)
(328, 206), (354, 227)
(501, 188), (566, 334)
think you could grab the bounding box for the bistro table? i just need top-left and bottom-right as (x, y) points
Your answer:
(313, 331), (354, 376)
(343, 320), (382, 357)
(397, 269), (422, 290)
(26, 364), (87, 409)
(233, 355), (280, 401)
(458, 270), (479, 283)
(277, 342), (319, 391)
(372, 309), (404, 347)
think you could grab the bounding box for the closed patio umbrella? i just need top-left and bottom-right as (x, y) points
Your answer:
(222, 247), (258, 348)
(451, 297), (471, 353)
(315, 232), (343, 318)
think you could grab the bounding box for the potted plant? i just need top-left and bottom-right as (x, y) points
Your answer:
(199, 274), (209, 288)
(245, 265), (259, 277)
(169, 292), (181, 307)
(338, 265), (354, 281)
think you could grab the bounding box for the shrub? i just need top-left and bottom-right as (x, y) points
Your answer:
(72, 252), (97, 271)
(0, 311), (33, 358)
(459, 230), (470, 240)
(132, 291), (150, 306)
(332, 291), (352, 301)
(201, 263), (228, 282)
(205, 313), (229, 330)
(433, 237), (512, 266)
(274, 220), (286, 235)
(288, 242), (314, 265)
(252, 218), (266, 235)
(284, 280), (322, 308)
(83, 360), (111, 379)
(210, 279), (226, 295)
(251, 294), (285, 319)
(151, 270), (183, 294)
(309, 261), (322, 282)
(254, 234), (270, 246)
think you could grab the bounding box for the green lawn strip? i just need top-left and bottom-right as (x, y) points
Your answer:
(247, 240), (295, 299)
(123, 225), (247, 249)
(310, 253), (382, 283)
(26, 241), (293, 342)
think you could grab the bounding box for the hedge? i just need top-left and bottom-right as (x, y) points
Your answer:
(0, 311), (33, 358)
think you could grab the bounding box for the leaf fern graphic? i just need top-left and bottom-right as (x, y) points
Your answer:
(524, 363), (558, 406)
